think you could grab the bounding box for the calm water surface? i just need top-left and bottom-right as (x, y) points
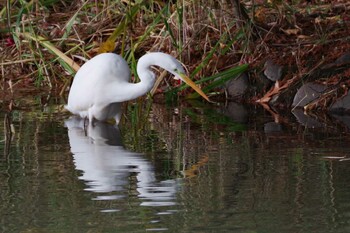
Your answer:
(1, 98), (350, 233)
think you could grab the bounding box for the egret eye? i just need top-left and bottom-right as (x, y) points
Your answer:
(174, 68), (185, 75)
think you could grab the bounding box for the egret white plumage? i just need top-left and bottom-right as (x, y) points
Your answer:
(65, 52), (209, 124)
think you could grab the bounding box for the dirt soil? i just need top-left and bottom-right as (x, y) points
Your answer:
(245, 0), (350, 111)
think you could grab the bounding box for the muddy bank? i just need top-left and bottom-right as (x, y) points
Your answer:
(223, 51), (350, 114)
(221, 1), (350, 115)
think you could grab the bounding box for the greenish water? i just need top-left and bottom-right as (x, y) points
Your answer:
(1, 99), (350, 233)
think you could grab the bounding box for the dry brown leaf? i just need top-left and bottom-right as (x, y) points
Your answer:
(297, 34), (310, 40)
(257, 76), (300, 103)
(281, 28), (301, 35)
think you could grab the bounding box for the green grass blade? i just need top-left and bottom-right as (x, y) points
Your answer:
(21, 32), (80, 72)
(98, 3), (140, 54)
(59, 2), (88, 46)
(186, 64), (248, 99)
(132, 4), (169, 51)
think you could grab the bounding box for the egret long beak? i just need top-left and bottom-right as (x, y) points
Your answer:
(178, 73), (210, 102)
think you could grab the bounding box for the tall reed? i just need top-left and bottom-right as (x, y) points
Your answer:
(1, 0), (248, 97)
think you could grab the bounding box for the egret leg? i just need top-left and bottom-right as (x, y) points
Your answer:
(114, 112), (121, 125)
(88, 108), (95, 127)
(83, 117), (88, 136)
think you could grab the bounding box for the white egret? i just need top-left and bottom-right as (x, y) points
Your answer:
(65, 52), (209, 123)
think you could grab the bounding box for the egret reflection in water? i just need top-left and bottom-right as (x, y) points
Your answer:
(65, 115), (180, 207)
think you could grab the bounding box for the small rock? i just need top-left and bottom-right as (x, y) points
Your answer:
(331, 113), (350, 129)
(225, 72), (249, 98)
(321, 52), (350, 69)
(334, 52), (350, 65)
(264, 59), (283, 82)
(329, 92), (350, 113)
(292, 109), (324, 128)
(221, 102), (248, 123)
(292, 82), (327, 108)
(264, 122), (282, 133)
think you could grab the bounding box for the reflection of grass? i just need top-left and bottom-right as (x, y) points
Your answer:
(121, 99), (247, 158)
(183, 106), (247, 132)
(119, 101), (164, 150)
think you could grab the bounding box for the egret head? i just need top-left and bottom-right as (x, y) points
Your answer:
(154, 53), (210, 102)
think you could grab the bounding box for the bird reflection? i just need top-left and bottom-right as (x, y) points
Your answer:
(65, 116), (179, 207)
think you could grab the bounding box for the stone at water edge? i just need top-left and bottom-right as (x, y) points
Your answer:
(224, 72), (249, 99)
(329, 92), (350, 113)
(292, 82), (327, 108)
(263, 59), (283, 82)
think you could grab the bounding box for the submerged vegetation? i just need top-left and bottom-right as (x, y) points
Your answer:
(1, 0), (349, 110)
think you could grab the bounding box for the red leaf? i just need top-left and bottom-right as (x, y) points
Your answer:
(5, 37), (15, 47)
